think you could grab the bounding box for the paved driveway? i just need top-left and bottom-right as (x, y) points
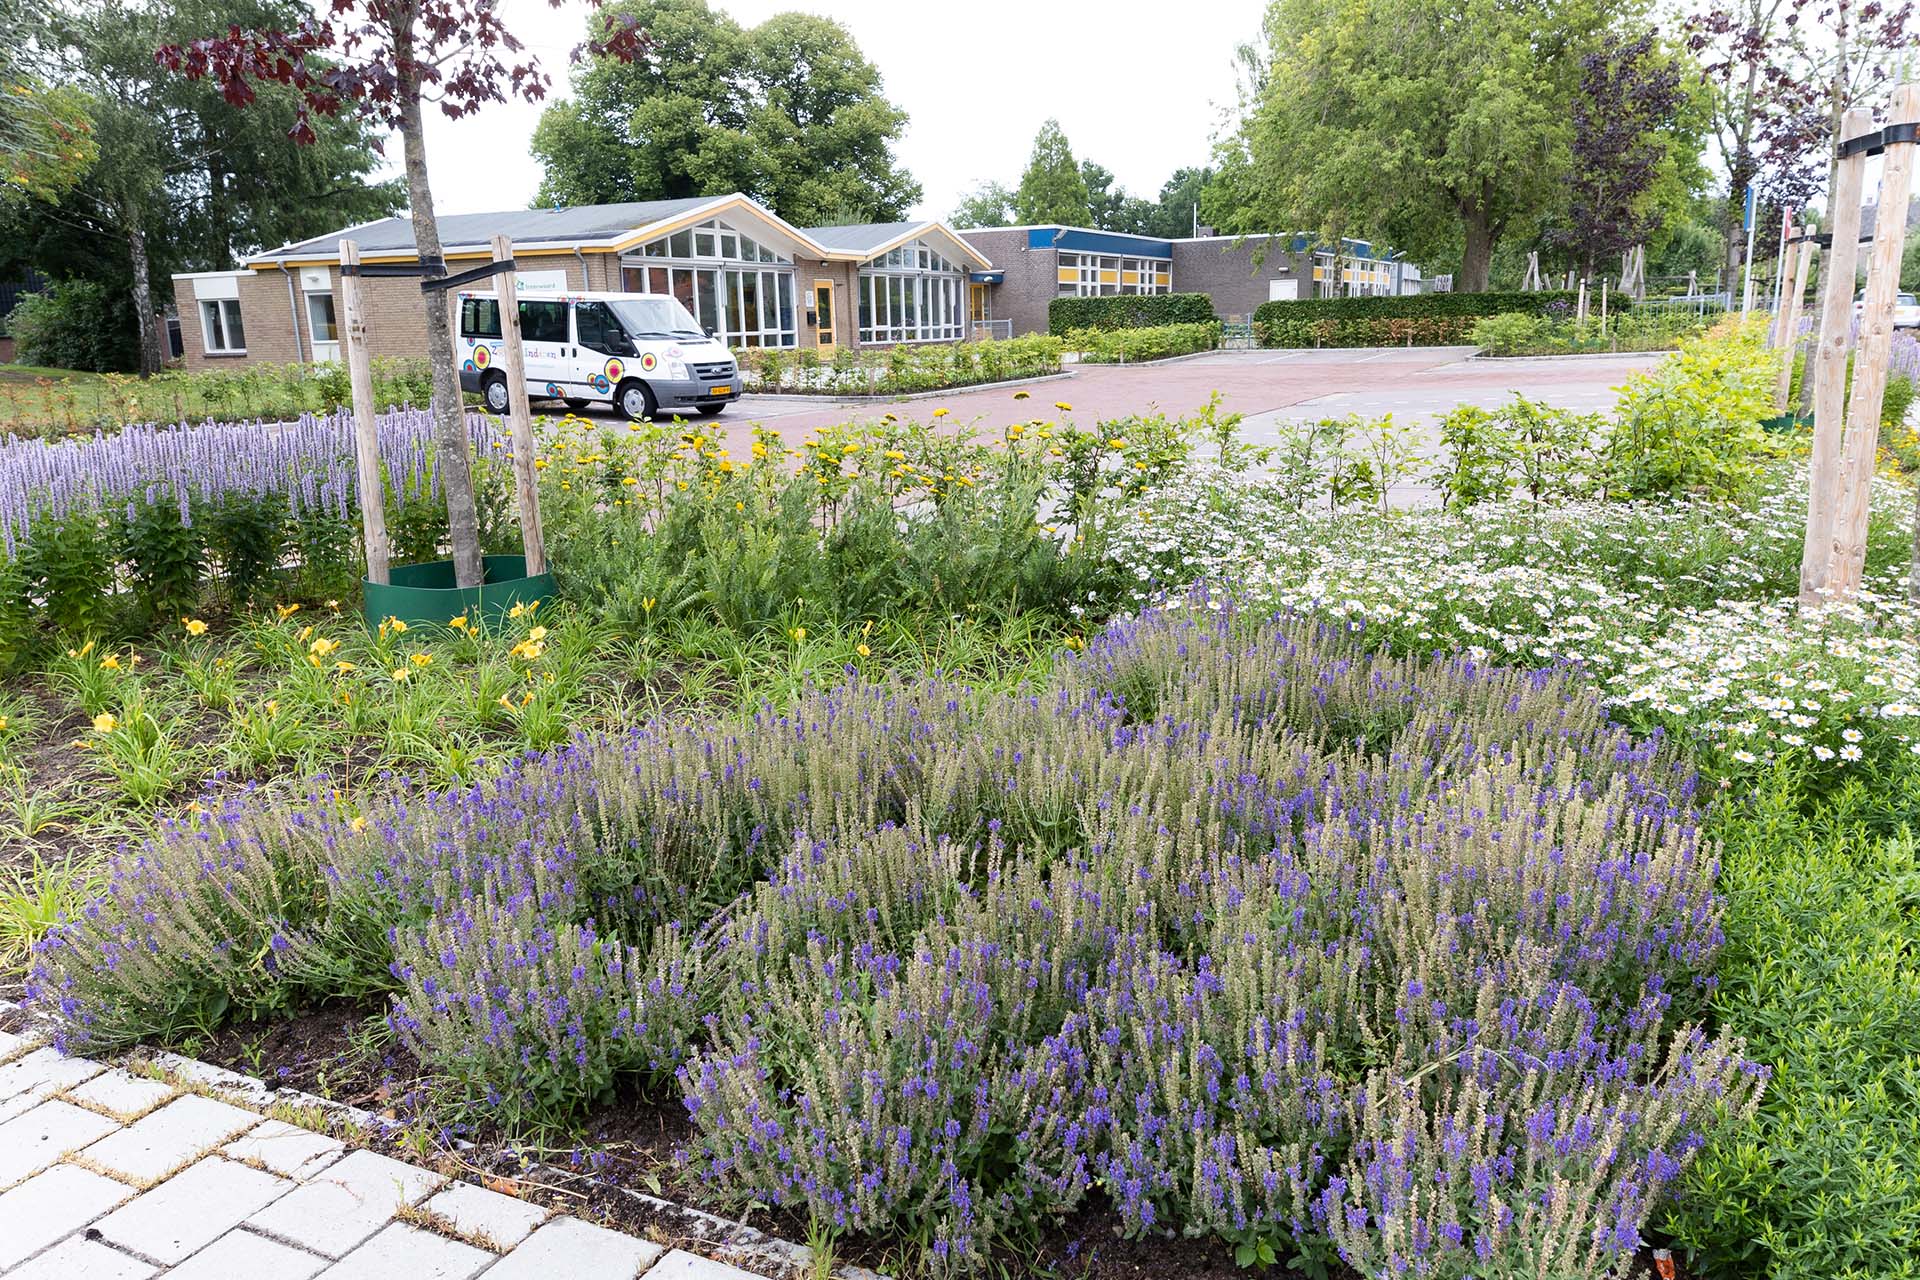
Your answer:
(548, 347), (1660, 461)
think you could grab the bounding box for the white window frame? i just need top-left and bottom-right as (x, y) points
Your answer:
(199, 298), (246, 354)
(858, 237), (965, 344)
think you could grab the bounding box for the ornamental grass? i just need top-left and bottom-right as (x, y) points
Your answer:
(29, 597), (1761, 1275)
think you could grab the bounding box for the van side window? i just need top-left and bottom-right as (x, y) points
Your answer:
(460, 297), (502, 339)
(575, 302), (633, 355)
(520, 300), (569, 343)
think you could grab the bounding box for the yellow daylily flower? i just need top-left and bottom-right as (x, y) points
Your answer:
(92, 712), (117, 734)
(276, 603), (301, 619)
(182, 617), (208, 636)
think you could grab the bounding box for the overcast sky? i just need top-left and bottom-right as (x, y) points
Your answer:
(382, 0), (1268, 223)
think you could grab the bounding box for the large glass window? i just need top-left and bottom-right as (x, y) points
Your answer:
(199, 298), (246, 353)
(1056, 251), (1172, 298)
(622, 217), (797, 347)
(858, 237), (966, 344)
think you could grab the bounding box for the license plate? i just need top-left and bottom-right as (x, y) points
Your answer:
(709, 384), (732, 396)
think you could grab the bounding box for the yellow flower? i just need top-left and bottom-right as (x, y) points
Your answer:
(792, 627), (807, 642)
(856, 642), (871, 658)
(410, 652), (433, 667)
(99, 654), (121, 670)
(385, 617), (409, 634)
(350, 816), (369, 834)
(932, 407), (949, 418)
(527, 626), (548, 642)
(325, 599), (341, 611)
(183, 617), (208, 636)
(1054, 401), (1072, 411)
(91, 712), (117, 734)
(298, 625), (314, 642)
(498, 693), (515, 709)
(449, 614), (470, 631)
(0, 715), (7, 731)
(264, 699), (280, 715)
(1013, 390), (1030, 400)
(642, 596), (657, 614)
(1107, 438), (1127, 449)
(276, 603), (301, 619)
(334, 660), (357, 674)
(68, 640), (95, 659)
(309, 637), (340, 658)
(390, 668), (410, 682)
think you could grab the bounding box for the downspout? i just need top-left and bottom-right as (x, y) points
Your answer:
(279, 263), (305, 361)
(573, 246), (591, 291)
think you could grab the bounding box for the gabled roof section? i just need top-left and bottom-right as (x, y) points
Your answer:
(802, 219), (994, 271)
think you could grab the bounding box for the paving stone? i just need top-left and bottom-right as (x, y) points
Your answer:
(162, 1228), (329, 1280)
(6, 1235), (158, 1280)
(94, 1156), (293, 1265)
(422, 1180), (550, 1248)
(0, 1026), (39, 1060)
(151, 1050), (282, 1108)
(317, 1221), (494, 1279)
(0, 1045), (104, 1102)
(66, 1068), (176, 1119)
(642, 1252), (767, 1279)
(482, 1217), (665, 1280)
(78, 1092), (261, 1183)
(247, 1147), (444, 1257)
(0, 1163), (135, 1269)
(225, 1118), (346, 1180)
(0, 1097), (121, 1188)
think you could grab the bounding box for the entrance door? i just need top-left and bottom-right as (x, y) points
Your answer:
(812, 281), (836, 353)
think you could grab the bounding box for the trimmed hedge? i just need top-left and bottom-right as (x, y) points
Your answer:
(1049, 292), (1216, 335)
(1254, 290), (1590, 349)
(1064, 321), (1220, 363)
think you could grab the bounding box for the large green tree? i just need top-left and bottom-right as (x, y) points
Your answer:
(1013, 119), (1091, 226)
(1, 0), (96, 207)
(532, 0), (919, 225)
(950, 180), (1013, 228)
(1225, 0), (1621, 291)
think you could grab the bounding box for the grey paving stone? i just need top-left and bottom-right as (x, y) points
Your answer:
(224, 1118), (346, 1180)
(481, 1217), (665, 1280)
(0, 1163), (135, 1269)
(0, 1045), (104, 1102)
(642, 1251), (766, 1279)
(6, 1235), (158, 1280)
(422, 1180), (549, 1248)
(94, 1156), (293, 1265)
(151, 1051), (281, 1108)
(65, 1068), (176, 1120)
(163, 1228), (329, 1280)
(0, 1097), (120, 1188)
(0, 1027), (38, 1060)
(78, 1092), (261, 1184)
(316, 1221), (494, 1279)
(246, 1147), (444, 1258)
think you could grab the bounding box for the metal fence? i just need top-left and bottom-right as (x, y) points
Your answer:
(969, 319), (1012, 342)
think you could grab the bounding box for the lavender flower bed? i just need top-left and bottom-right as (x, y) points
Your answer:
(0, 406), (493, 557)
(29, 599), (1763, 1275)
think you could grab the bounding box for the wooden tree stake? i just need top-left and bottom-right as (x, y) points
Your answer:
(1798, 107), (1876, 605)
(1826, 84), (1920, 602)
(1772, 238), (1815, 410)
(491, 235), (547, 577)
(339, 239), (390, 586)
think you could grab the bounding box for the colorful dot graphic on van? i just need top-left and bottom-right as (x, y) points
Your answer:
(545, 383), (563, 397)
(461, 359), (476, 373)
(592, 375), (611, 394)
(638, 353), (657, 373)
(472, 345), (492, 370)
(604, 357), (625, 382)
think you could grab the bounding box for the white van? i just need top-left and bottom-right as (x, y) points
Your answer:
(455, 290), (740, 420)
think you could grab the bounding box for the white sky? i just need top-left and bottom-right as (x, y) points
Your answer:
(382, 0), (1268, 222)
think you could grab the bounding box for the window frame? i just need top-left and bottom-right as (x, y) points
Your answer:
(199, 297), (246, 355)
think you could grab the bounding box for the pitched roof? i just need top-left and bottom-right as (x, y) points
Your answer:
(801, 221), (928, 253)
(262, 197), (722, 260)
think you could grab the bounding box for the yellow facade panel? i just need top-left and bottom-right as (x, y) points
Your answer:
(1058, 267), (1077, 283)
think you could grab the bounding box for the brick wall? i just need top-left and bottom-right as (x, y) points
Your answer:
(1170, 237), (1307, 321)
(959, 229), (1057, 337)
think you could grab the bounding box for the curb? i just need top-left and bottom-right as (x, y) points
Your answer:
(1466, 349), (1673, 362)
(1068, 348), (1225, 369)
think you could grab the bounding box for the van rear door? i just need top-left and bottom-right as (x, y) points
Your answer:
(518, 299), (574, 400)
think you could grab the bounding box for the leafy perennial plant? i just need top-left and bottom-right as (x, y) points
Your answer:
(31, 599), (1762, 1276)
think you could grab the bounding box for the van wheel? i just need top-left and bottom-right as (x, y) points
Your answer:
(696, 403), (726, 417)
(564, 398), (592, 412)
(481, 372), (510, 414)
(617, 379), (657, 422)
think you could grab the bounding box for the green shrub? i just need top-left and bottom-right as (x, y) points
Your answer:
(1470, 312), (1557, 355)
(6, 280), (140, 373)
(1064, 321), (1219, 363)
(1472, 308), (1709, 357)
(1047, 292), (1216, 334)
(1255, 290), (1585, 348)
(1664, 784), (1920, 1280)
(1606, 320), (1779, 499)
(734, 335), (1062, 395)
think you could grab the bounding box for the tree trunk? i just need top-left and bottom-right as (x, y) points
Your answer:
(396, 46), (484, 589)
(1458, 202), (1496, 293)
(125, 212), (165, 375)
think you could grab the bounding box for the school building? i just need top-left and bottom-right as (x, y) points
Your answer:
(170, 193), (1423, 370)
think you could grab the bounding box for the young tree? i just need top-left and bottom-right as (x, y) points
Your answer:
(1014, 119), (1091, 226)
(950, 180), (1013, 228)
(1553, 31), (1692, 280)
(530, 0), (918, 225)
(1226, 0), (1615, 291)
(161, 0), (646, 589)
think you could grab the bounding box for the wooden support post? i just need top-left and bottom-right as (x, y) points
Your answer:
(1799, 107), (1876, 605)
(1773, 238), (1815, 410)
(490, 235), (547, 577)
(1600, 279), (1609, 335)
(1827, 84), (1920, 602)
(339, 239), (390, 586)
(1576, 278), (1588, 323)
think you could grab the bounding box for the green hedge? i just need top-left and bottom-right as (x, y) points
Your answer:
(1254, 290), (1589, 349)
(1064, 322), (1220, 363)
(1048, 293), (1216, 335)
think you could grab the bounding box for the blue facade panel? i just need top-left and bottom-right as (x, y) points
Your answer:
(1023, 226), (1175, 259)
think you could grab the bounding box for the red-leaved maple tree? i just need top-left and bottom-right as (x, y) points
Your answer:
(157, 0), (647, 588)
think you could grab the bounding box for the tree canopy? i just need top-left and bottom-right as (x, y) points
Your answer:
(1013, 119), (1091, 225)
(950, 180), (1013, 228)
(531, 0), (919, 226)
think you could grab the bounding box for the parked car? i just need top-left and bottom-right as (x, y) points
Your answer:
(1854, 290), (1920, 331)
(456, 289), (740, 421)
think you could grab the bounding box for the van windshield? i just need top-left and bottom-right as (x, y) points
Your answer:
(607, 296), (705, 339)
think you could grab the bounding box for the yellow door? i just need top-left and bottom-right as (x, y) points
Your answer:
(969, 284), (989, 332)
(813, 281), (836, 353)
